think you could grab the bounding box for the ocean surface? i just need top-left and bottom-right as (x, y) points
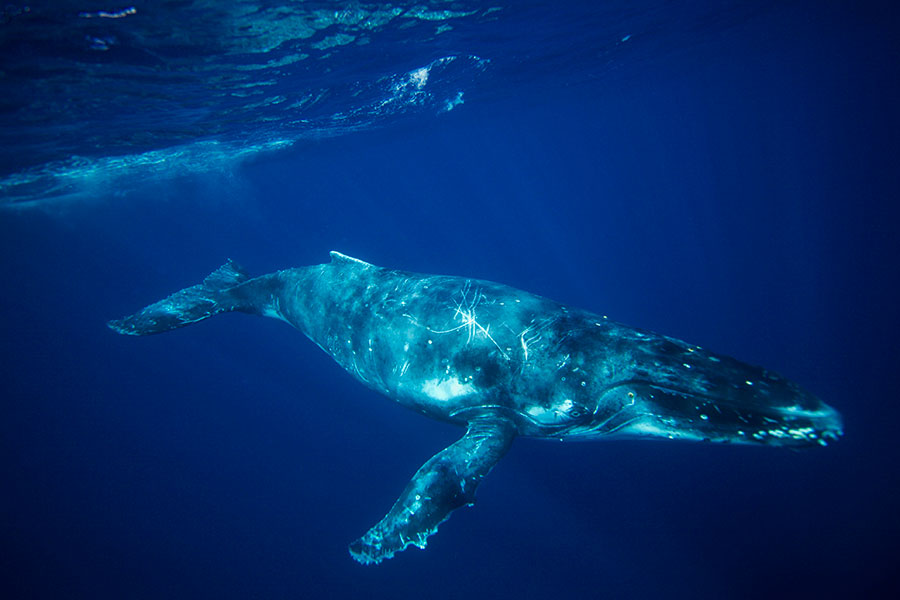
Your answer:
(1, 1), (898, 598)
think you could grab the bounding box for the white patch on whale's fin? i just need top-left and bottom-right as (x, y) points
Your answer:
(329, 251), (373, 267)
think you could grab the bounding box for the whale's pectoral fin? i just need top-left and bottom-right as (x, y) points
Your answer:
(349, 413), (517, 565)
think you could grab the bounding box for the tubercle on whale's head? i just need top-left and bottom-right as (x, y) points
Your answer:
(566, 381), (843, 448)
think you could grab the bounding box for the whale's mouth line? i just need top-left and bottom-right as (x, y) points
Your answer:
(576, 379), (843, 444)
(599, 379), (836, 418)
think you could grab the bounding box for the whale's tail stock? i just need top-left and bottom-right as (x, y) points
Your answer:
(108, 260), (251, 336)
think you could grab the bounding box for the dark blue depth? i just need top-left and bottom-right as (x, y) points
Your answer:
(1, 2), (898, 599)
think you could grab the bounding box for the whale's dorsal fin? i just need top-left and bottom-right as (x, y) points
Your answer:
(329, 251), (373, 268)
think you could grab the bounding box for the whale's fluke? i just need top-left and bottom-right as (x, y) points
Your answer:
(108, 260), (250, 336)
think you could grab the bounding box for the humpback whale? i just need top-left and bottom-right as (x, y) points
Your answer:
(108, 252), (843, 564)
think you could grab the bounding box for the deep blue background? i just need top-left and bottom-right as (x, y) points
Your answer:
(2, 3), (899, 599)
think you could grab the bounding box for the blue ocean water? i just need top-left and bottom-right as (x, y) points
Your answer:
(1, 1), (898, 597)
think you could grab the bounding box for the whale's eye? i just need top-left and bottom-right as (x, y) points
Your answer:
(566, 402), (590, 420)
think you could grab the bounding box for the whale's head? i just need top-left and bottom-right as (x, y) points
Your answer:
(566, 342), (843, 447)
